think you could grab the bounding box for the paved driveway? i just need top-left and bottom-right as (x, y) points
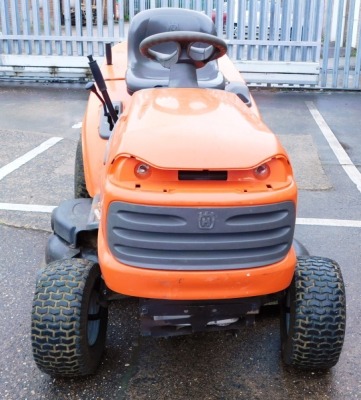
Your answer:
(0, 83), (360, 399)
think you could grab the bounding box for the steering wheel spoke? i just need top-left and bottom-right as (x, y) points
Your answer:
(139, 31), (227, 69)
(148, 45), (181, 69)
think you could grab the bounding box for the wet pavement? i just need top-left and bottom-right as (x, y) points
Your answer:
(0, 83), (361, 399)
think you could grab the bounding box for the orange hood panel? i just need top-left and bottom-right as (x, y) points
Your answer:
(111, 88), (287, 169)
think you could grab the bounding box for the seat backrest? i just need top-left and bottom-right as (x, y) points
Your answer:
(126, 8), (225, 94)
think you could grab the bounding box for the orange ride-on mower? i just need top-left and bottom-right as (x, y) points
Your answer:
(31, 8), (346, 377)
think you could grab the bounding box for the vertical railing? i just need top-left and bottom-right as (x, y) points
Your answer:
(279, 0), (291, 61)
(31, 0), (42, 54)
(63, 0), (73, 55)
(333, 0), (345, 87)
(1, 0), (11, 54)
(354, 8), (361, 88)
(343, 0), (356, 87)
(21, 0), (32, 55)
(53, 0), (63, 55)
(42, 0), (52, 55)
(10, 0), (21, 54)
(85, 0), (94, 55)
(320, 1), (333, 87)
(96, 0), (104, 55)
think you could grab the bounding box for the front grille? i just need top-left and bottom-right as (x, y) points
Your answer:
(107, 201), (295, 271)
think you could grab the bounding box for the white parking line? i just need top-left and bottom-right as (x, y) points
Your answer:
(0, 203), (56, 213)
(72, 122), (82, 129)
(0, 137), (63, 181)
(296, 218), (361, 228)
(306, 101), (361, 193)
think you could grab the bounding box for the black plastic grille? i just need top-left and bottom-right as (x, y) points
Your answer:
(107, 201), (296, 271)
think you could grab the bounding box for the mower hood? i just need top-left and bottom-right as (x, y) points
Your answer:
(110, 88), (288, 169)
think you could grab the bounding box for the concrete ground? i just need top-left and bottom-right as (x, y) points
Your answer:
(0, 82), (360, 400)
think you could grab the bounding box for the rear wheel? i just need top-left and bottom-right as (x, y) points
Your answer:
(280, 256), (346, 369)
(74, 138), (90, 198)
(31, 259), (108, 377)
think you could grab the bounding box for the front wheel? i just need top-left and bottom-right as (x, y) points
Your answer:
(280, 256), (346, 369)
(31, 259), (108, 377)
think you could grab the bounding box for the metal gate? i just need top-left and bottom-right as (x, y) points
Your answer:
(0, 0), (360, 89)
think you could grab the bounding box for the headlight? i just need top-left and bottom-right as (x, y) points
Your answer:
(253, 163), (270, 180)
(135, 163), (152, 179)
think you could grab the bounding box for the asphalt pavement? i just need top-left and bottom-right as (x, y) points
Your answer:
(0, 82), (360, 400)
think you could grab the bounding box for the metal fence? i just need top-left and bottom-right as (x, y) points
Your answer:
(0, 0), (360, 89)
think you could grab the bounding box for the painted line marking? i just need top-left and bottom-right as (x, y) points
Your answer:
(296, 218), (361, 228)
(0, 203), (56, 213)
(306, 101), (361, 193)
(72, 122), (82, 129)
(0, 202), (361, 228)
(0, 137), (63, 181)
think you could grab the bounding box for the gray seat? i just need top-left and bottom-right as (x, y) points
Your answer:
(126, 8), (225, 95)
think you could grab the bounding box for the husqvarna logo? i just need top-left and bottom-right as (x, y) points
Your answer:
(198, 211), (216, 230)
(168, 23), (179, 31)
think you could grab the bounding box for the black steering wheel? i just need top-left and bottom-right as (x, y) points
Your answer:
(139, 31), (227, 69)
